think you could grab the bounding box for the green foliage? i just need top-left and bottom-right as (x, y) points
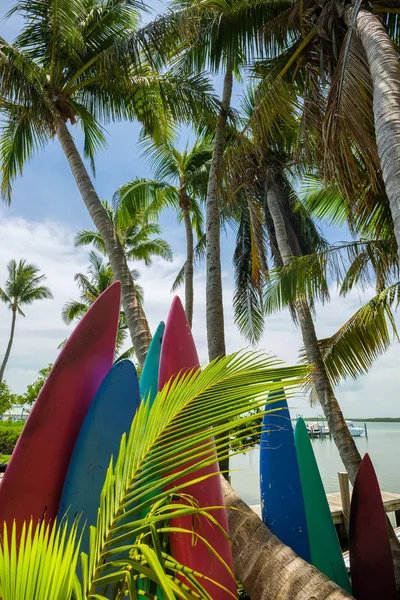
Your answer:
(0, 259), (53, 317)
(0, 0), (221, 202)
(0, 421), (24, 455)
(0, 351), (306, 598)
(0, 382), (18, 416)
(17, 364), (52, 406)
(62, 252), (139, 360)
(75, 201), (173, 266)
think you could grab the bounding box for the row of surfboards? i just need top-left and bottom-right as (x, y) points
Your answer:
(260, 395), (397, 599)
(0, 283), (236, 599)
(0, 280), (396, 599)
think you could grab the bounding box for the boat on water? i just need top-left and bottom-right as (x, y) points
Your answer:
(347, 421), (364, 437)
(306, 422), (322, 437)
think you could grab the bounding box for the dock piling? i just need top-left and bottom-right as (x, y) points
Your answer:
(338, 471), (351, 537)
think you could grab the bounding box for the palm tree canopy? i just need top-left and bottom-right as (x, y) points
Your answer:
(0, 259), (52, 316)
(0, 0), (221, 202)
(74, 200), (173, 266)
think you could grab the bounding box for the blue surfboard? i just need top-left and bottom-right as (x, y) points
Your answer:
(58, 359), (140, 553)
(260, 390), (311, 562)
(140, 321), (165, 405)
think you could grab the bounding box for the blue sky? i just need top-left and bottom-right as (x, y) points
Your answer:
(0, 1), (399, 418)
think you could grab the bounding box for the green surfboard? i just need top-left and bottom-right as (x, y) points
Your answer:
(294, 418), (351, 593)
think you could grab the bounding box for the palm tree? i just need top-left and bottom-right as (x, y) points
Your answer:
(75, 201), (173, 267)
(62, 252), (142, 361)
(0, 0), (219, 366)
(0, 259), (53, 385)
(0, 353), (317, 599)
(114, 137), (211, 326)
(231, 0), (400, 259)
(226, 120), (364, 483)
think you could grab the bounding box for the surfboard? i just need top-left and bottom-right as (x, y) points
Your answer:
(294, 418), (351, 592)
(349, 453), (396, 600)
(139, 321), (165, 405)
(0, 282), (121, 535)
(58, 359), (139, 554)
(158, 296), (236, 600)
(260, 391), (311, 562)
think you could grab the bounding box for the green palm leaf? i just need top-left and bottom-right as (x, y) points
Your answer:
(82, 351), (306, 596)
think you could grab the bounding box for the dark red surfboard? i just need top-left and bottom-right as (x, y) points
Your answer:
(349, 453), (396, 599)
(158, 296), (236, 600)
(0, 282), (121, 536)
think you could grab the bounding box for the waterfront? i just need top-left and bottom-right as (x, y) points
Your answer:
(230, 421), (400, 506)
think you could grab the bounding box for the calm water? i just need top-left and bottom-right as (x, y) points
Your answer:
(230, 422), (400, 506)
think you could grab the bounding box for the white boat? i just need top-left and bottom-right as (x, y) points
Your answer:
(346, 421), (364, 437)
(307, 422), (322, 437)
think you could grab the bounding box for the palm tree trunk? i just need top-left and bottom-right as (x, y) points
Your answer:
(182, 208), (194, 327)
(351, 9), (400, 255)
(206, 66), (233, 361)
(346, 11), (400, 586)
(265, 180), (362, 483)
(206, 67), (233, 478)
(180, 184), (194, 327)
(0, 309), (16, 386)
(221, 478), (353, 599)
(56, 119), (152, 367)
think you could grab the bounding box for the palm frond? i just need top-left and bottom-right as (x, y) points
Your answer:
(306, 283), (400, 385)
(82, 352), (307, 596)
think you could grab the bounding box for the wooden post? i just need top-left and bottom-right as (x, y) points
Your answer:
(364, 422), (368, 438)
(338, 471), (351, 537)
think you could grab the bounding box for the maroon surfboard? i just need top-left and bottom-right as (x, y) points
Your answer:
(158, 296), (236, 600)
(0, 282), (120, 536)
(349, 453), (396, 599)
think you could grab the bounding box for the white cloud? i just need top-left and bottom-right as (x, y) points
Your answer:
(0, 212), (398, 417)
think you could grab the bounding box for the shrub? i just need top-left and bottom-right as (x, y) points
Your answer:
(0, 421), (24, 455)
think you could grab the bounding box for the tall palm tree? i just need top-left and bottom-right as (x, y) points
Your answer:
(114, 137), (211, 326)
(226, 121), (364, 483)
(0, 259), (53, 385)
(0, 0), (219, 366)
(62, 252), (142, 361)
(232, 0), (400, 258)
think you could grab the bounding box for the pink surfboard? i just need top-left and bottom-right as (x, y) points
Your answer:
(159, 296), (236, 599)
(0, 282), (121, 536)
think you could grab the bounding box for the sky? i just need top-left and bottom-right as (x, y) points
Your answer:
(0, 2), (399, 417)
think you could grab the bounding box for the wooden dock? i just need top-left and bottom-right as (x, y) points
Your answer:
(251, 490), (400, 526)
(250, 471), (400, 546)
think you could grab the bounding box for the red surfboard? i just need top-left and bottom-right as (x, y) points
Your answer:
(0, 282), (121, 536)
(349, 453), (396, 599)
(158, 296), (236, 599)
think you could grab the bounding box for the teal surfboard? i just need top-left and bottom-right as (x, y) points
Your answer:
(140, 321), (165, 405)
(294, 418), (351, 593)
(58, 359), (140, 554)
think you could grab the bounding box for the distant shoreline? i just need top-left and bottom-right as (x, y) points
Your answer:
(298, 417), (400, 423)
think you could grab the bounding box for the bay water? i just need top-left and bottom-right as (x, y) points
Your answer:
(230, 421), (400, 506)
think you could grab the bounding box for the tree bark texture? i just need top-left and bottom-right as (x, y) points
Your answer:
(56, 120), (152, 367)
(205, 68), (233, 361)
(353, 8), (400, 256)
(180, 186), (194, 328)
(222, 478), (353, 600)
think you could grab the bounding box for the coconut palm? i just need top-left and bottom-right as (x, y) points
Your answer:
(0, 352), (312, 599)
(62, 252), (141, 361)
(114, 137), (211, 326)
(75, 201), (173, 267)
(0, 0), (220, 367)
(0, 259), (52, 386)
(231, 0), (400, 259)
